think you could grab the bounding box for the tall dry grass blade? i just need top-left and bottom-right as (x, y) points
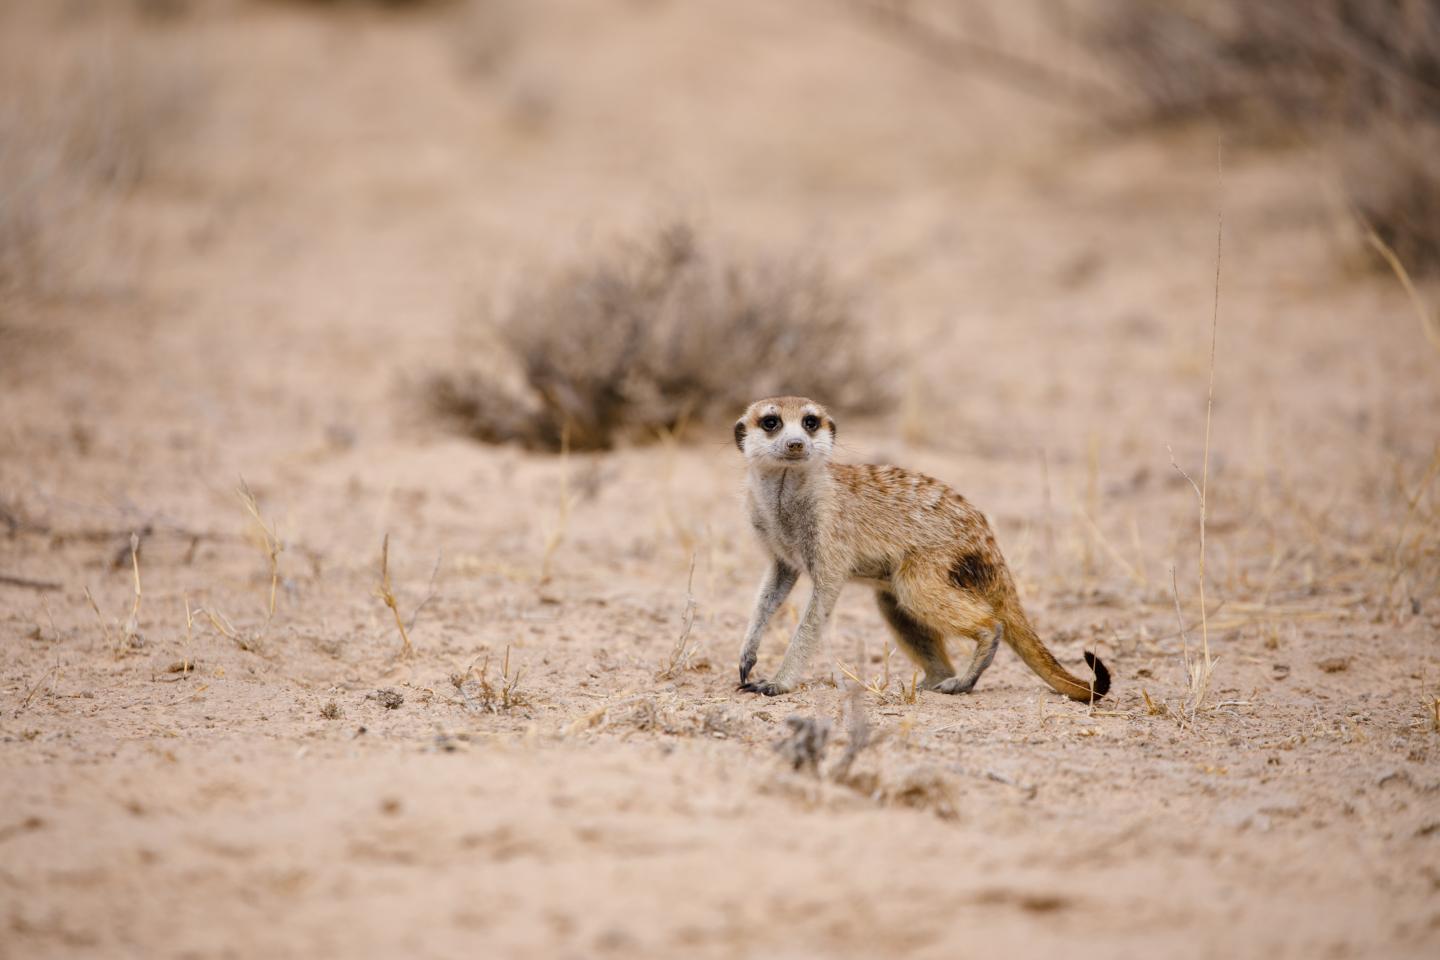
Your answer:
(1165, 140), (1224, 722)
(120, 531), (142, 655)
(237, 478), (282, 626)
(1386, 446), (1440, 593)
(539, 423), (574, 583)
(1363, 224), (1440, 354)
(376, 534), (414, 658)
(657, 552), (700, 680)
(1192, 138), (1223, 714)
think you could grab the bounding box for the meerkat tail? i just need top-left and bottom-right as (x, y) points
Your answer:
(999, 606), (1110, 702)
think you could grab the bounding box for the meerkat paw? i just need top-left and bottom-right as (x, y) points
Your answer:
(738, 678), (792, 696)
(933, 676), (978, 695)
(738, 653), (758, 686)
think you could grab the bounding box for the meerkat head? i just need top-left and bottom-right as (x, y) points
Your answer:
(733, 396), (836, 470)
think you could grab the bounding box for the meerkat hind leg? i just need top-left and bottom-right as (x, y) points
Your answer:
(892, 564), (1000, 695)
(934, 621), (1002, 695)
(876, 591), (956, 689)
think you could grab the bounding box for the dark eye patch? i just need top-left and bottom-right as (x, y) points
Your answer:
(802, 414), (821, 432)
(760, 415), (781, 432)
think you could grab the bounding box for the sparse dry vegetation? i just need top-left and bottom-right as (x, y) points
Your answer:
(769, 703), (959, 820)
(375, 534), (414, 658)
(451, 645), (528, 713)
(427, 220), (890, 451)
(5, 3), (1439, 957)
(238, 480), (283, 628)
(656, 554), (704, 680)
(1092, 0), (1440, 273)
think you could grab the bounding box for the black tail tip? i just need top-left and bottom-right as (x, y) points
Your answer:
(1083, 651), (1111, 699)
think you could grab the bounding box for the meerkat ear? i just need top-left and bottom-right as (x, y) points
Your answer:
(828, 419), (837, 440)
(733, 421), (747, 451)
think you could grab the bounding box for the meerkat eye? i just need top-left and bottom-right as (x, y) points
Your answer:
(760, 415), (781, 432)
(802, 414), (821, 432)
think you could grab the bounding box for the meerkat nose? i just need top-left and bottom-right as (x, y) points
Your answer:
(786, 439), (805, 453)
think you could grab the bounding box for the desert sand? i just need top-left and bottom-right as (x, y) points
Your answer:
(2, 2), (1438, 958)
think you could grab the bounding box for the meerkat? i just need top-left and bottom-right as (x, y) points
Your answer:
(733, 396), (1109, 702)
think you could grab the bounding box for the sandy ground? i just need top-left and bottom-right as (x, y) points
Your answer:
(2, 2), (1439, 958)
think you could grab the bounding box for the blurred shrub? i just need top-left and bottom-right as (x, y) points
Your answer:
(1094, 0), (1440, 272)
(1, 30), (205, 329)
(0, 129), (80, 322)
(428, 222), (891, 451)
(257, 0), (454, 8)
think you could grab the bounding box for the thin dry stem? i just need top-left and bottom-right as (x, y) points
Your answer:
(120, 531), (142, 655)
(1166, 143), (1224, 722)
(539, 424), (574, 583)
(377, 534), (414, 658)
(454, 645), (527, 713)
(657, 553), (700, 680)
(1077, 504), (1146, 587)
(405, 552), (443, 634)
(182, 597), (194, 676)
(1387, 446), (1440, 592)
(1364, 225), (1440, 354)
(237, 479), (282, 625)
(835, 638), (893, 698)
(20, 657), (61, 711)
(1196, 141), (1222, 707)
(82, 586), (115, 650)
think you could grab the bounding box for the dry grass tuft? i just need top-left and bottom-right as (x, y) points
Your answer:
(563, 693), (741, 738)
(367, 688), (405, 710)
(237, 480), (283, 630)
(836, 637), (921, 705)
(81, 531), (145, 657)
(1164, 140), (1224, 724)
(427, 220), (891, 451)
(1091, 0), (1440, 274)
(538, 428), (575, 584)
(656, 554), (704, 680)
(195, 605), (260, 653)
(769, 703), (958, 819)
(880, 768), (959, 820)
(120, 532), (143, 655)
(775, 715), (832, 776)
(451, 645), (528, 713)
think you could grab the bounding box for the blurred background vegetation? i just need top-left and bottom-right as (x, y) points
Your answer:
(3, 0), (1437, 448)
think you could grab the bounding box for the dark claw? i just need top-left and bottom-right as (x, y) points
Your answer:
(738, 661), (754, 687)
(738, 679), (787, 697)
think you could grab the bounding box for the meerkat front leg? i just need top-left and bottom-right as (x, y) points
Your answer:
(737, 559), (799, 686)
(741, 574), (843, 696)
